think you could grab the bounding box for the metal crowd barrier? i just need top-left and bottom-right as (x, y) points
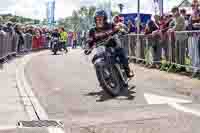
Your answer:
(0, 31), (49, 61)
(0, 31), (18, 60)
(121, 31), (200, 76)
(41, 34), (50, 49)
(23, 33), (33, 52)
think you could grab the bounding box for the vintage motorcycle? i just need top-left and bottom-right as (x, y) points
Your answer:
(84, 32), (132, 96)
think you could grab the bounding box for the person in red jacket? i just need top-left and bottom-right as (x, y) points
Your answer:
(32, 29), (42, 49)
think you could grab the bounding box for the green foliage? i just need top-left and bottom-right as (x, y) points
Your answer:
(112, 11), (120, 16)
(0, 14), (40, 24)
(42, 19), (48, 25)
(57, 6), (96, 32)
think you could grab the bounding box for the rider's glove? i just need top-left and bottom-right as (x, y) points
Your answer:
(105, 30), (114, 36)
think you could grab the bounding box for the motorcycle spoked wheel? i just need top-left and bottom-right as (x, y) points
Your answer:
(96, 64), (123, 97)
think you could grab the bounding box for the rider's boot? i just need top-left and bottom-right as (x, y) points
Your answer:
(124, 65), (134, 78)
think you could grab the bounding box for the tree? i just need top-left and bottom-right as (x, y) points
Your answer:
(79, 6), (88, 17)
(0, 16), (3, 24)
(78, 6), (96, 31)
(112, 11), (120, 17)
(71, 10), (81, 32)
(34, 20), (40, 24)
(9, 16), (18, 23)
(88, 6), (96, 27)
(57, 6), (96, 32)
(64, 17), (73, 31)
(118, 3), (124, 13)
(42, 19), (48, 25)
(88, 6), (96, 17)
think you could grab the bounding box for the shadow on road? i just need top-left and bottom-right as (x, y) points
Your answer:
(85, 85), (136, 102)
(50, 53), (63, 55)
(0, 63), (3, 69)
(49, 52), (68, 56)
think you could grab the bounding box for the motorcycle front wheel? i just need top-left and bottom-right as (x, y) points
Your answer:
(95, 63), (123, 96)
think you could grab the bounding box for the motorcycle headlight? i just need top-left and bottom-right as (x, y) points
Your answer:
(89, 46), (106, 63)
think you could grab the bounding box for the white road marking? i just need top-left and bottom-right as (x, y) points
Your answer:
(144, 93), (192, 104)
(144, 92), (200, 117)
(0, 126), (16, 131)
(16, 52), (64, 133)
(53, 88), (62, 92)
(169, 103), (200, 117)
(48, 127), (65, 133)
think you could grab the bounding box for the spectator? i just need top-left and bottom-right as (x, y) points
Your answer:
(169, 7), (186, 31)
(188, 1), (200, 30)
(134, 17), (143, 33)
(44, 28), (51, 48)
(59, 27), (68, 53)
(159, 15), (173, 61)
(32, 29), (42, 49)
(26, 27), (34, 35)
(159, 15), (173, 33)
(5, 22), (14, 35)
(168, 6), (187, 70)
(144, 15), (160, 35)
(127, 20), (136, 33)
(144, 15), (162, 68)
(113, 15), (128, 33)
(14, 24), (25, 53)
(187, 0), (200, 75)
(180, 9), (189, 29)
(72, 32), (77, 49)
(81, 31), (87, 48)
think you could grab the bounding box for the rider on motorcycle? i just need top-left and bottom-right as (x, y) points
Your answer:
(51, 28), (60, 49)
(85, 10), (134, 78)
(51, 28), (60, 38)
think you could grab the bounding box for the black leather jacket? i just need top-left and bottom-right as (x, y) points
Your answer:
(87, 22), (116, 48)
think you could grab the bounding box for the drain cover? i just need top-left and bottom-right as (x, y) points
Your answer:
(17, 120), (63, 128)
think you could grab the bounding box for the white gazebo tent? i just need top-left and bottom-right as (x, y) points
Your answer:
(178, 0), (193, 14)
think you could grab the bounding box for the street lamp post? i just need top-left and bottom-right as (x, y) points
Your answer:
(136, 0), (140, 60)
(108, 0), (112, 22)
(137, 0), (140, 35)
(154, 0), (164, 16)
(160, 0), (163, 16)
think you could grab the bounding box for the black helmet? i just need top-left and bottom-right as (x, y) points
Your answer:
(94, 10), (108, 23)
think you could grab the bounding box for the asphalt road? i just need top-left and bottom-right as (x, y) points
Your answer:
(24, 49), (200, 132)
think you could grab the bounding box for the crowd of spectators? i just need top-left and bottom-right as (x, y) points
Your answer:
(124, 0), (200, 34)
(0, 22), (51, 52)
(0, 20), (82, 53)
(121, 0), (200, 75)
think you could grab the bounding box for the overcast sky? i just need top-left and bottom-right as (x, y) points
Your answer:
(0, 0), (79, 20)
(0, 0), (193, 20)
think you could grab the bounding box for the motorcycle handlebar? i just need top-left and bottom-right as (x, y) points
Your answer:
(84, 31), (128, 55)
